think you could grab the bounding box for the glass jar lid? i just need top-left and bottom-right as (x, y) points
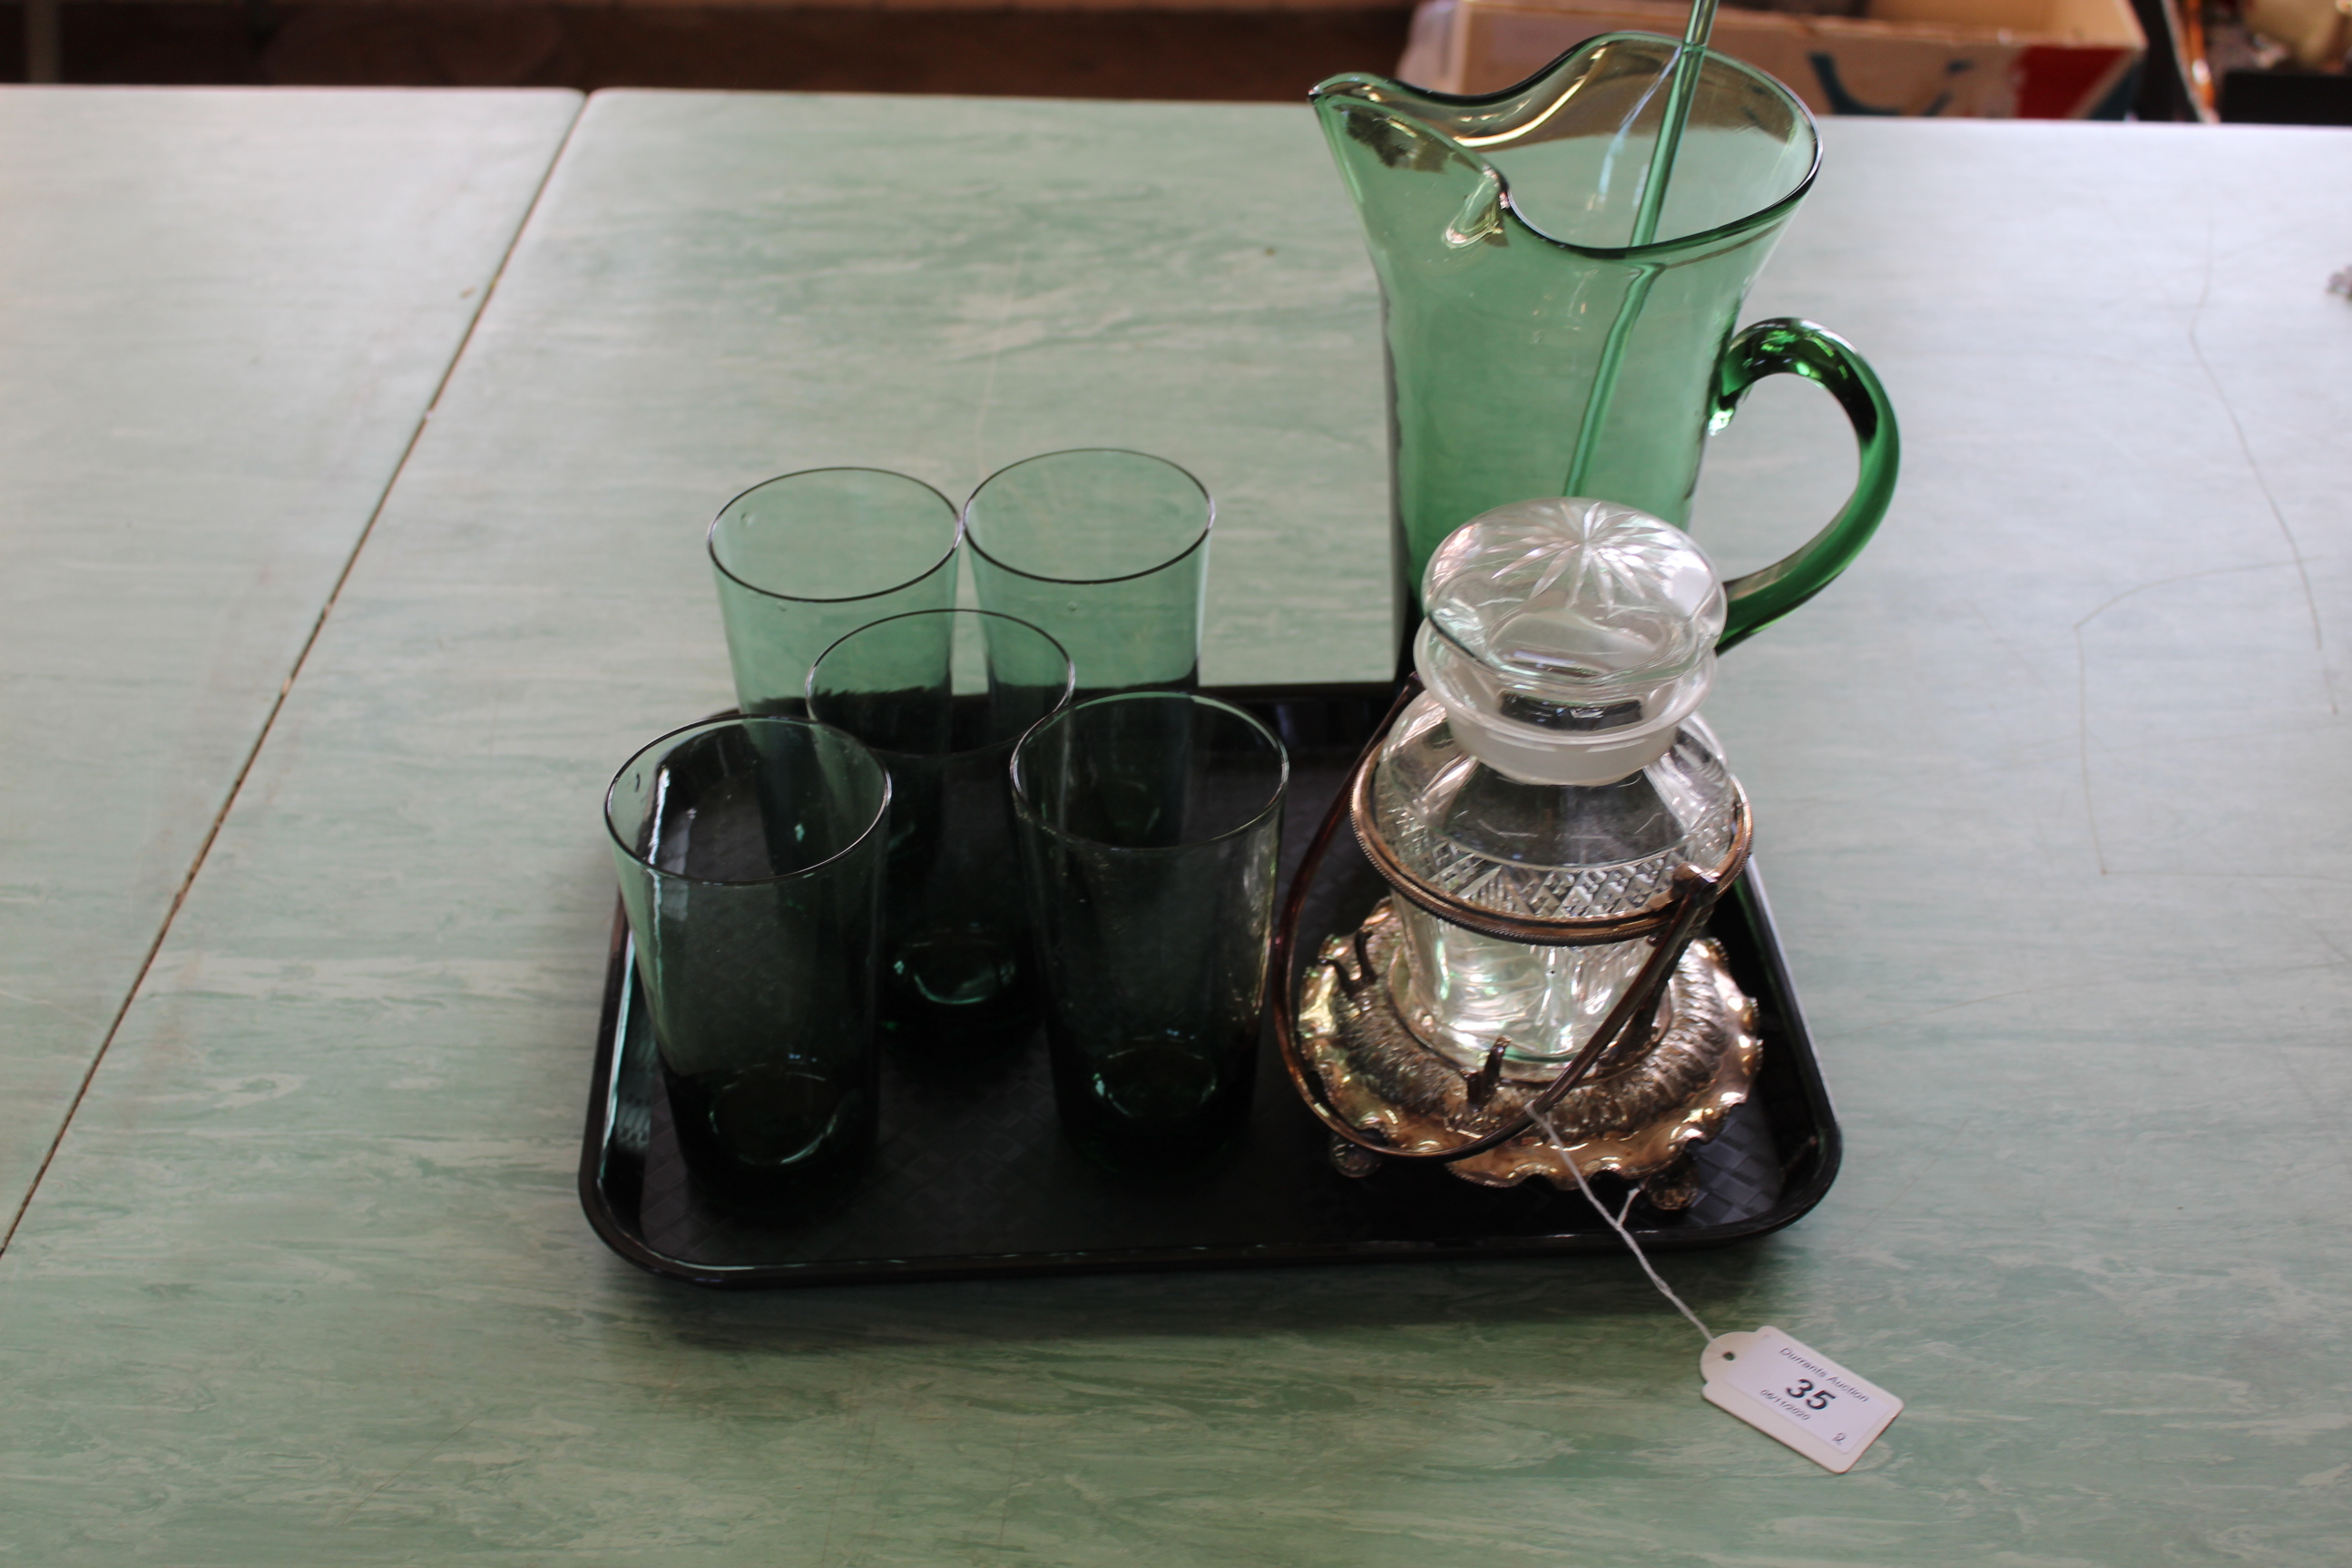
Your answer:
(1416, 497), (1726, 786)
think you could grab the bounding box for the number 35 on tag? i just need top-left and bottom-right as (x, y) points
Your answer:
(1700, 1327), (1902, 1473)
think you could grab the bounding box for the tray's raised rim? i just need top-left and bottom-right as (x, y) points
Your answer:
(577, 680), (1843, 1291)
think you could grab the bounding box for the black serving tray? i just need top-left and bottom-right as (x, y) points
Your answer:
(578, 682), (1841, 1289)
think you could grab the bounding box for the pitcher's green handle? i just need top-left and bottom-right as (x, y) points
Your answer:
(1710, 318), (1898, 652)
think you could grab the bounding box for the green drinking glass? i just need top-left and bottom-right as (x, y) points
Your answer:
(1011, 693), (1288, 1177)
(806, 609), (1074, 1055)
(604, 716), (891, 1216)
(709, 468), (962, 715)
(964, 449), (1211, 699)
(1313, 36), (1899, 663)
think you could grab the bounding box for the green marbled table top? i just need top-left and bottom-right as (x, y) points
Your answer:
(3, 91), (2349, 1564)
(0, 86), (579, 1230)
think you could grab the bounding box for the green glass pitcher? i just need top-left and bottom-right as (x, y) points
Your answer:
(1312, 35), (1898, 662)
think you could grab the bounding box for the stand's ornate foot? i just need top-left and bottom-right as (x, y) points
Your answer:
(1328, 1133), (1384, 1179)
(1641, 1150), (1702, 1211)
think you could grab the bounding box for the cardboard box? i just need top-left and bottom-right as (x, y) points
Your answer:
(1396, 0), (2147, 117)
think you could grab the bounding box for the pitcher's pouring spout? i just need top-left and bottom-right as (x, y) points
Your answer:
(1310, 39), (1897, 671)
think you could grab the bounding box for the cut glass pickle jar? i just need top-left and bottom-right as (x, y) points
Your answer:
(1369, 497), (1742, 1071)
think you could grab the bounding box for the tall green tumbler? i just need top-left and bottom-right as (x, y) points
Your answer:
(605, 716), (891, 1216)
(1313, 35), (1899, 663)
(709, 468), (962, 715)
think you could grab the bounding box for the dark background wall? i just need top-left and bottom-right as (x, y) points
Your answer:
(2, 1), (1415, 93)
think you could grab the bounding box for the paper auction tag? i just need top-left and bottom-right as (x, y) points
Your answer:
(1700, 1327), (1902, 1473)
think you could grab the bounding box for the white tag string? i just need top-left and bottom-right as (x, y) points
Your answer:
(1527, 1112), (1903, 1470)
(1528, 1107), (1715, 1342)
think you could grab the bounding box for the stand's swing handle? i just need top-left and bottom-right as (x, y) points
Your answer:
(1269, 682), (1411, 1148)
(1711, 318), (1899, 652)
